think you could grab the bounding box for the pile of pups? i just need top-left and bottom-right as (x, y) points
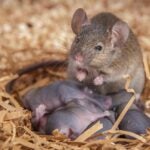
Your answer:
(21, 80), (150, 140)
(7, 8), (150, 139)
(22, 80), (113, 139)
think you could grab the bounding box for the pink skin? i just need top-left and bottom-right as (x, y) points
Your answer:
(31, 104), (47, 130)
(35, 104), (47, 121)
(76, 70), (87, 81)
(75, 52), (83, 62)
(93, 75), (104, 85)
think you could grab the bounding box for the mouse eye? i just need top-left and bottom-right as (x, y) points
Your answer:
(94, 45), (103, 51)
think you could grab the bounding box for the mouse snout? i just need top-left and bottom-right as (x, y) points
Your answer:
(74, 52), (83, 62)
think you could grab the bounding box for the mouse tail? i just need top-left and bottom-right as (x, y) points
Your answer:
(5, 60), (67, 93)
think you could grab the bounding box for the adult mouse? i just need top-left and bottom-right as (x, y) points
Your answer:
(68, 8), (145, 103)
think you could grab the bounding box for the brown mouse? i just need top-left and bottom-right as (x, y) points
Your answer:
(68, 8), (145, 102)
(6, 8), (145, 105)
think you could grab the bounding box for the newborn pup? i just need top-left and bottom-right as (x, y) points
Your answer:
(37, 96), (112, 139)
(116, 103), (150, 137)
(21, 80), (87, 129)
(21, 80), (111, 130)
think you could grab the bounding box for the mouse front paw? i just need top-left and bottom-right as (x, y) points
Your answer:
(103, 111), (111, 117)
(93, 76), (104, 85)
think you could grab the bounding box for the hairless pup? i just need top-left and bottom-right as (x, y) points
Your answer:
(37, 96), (112, 139)
(116, 103), (150, 138)
(21, 80), (112, 131)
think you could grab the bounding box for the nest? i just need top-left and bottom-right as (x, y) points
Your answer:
(0, 0), (150, 149)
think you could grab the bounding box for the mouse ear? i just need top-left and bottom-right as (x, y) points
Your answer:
(71, 8), (90, 34)
(110, 21), (129, 47)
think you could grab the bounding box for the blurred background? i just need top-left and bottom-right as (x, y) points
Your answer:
(0, 0), (149, 76)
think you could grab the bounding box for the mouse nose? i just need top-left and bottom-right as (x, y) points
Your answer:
(74, 53), (83, 62)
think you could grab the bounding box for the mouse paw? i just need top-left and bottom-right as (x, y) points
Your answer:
(93, 76), (104, 85)
(76, 71), (86, 81)
(35, 104), (47, 120)
(103, 111), (111, 117)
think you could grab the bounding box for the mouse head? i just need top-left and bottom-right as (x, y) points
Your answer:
(69, 8), (130, 80)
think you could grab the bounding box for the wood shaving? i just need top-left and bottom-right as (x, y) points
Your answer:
(75, 121), (103, 142)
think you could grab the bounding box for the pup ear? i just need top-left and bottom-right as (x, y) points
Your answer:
(71, 8), (90, 34)
(111, 21), (129, 47)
